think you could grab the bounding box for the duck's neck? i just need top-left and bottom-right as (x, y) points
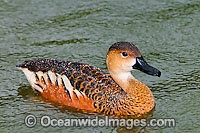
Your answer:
(109, 71), (131, 92)
(109, 71), (133, 93)
(109, 70), (151, 95)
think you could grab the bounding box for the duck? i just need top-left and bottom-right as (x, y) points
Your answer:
(17, 42), (161, 118)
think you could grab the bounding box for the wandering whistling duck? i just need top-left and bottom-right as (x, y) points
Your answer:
(17, 42), (161, 118)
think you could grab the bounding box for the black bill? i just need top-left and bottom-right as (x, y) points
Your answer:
(132, 56), (161, 77)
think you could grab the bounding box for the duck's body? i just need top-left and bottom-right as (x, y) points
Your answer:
(17, 42), (161, 118)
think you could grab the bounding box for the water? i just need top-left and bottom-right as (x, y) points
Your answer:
(0, 0), (199, 132)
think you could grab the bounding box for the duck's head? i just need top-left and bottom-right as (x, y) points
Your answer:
(106, 42), (161, 78)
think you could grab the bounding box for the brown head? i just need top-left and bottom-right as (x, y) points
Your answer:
(106, 42), (161, 92)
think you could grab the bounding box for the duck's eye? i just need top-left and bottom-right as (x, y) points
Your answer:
(122, 52), (128, 57)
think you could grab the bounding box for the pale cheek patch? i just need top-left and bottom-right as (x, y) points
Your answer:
(130, 58), (136, 66)
(122, 59), (136, 72)
(130, 59), (136, 70)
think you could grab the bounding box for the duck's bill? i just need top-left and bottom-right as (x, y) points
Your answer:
(132, 56), (161, 77)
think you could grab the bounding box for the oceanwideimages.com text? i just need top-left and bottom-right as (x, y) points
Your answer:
(25, 114), (176, 129)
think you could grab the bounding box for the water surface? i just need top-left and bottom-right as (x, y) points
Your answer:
(0, 0), (199, 132)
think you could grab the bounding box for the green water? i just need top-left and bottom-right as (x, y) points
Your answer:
(0, 0), (199, 132)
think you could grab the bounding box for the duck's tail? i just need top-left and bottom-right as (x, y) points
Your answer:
(16, 63), (95, 111)
(16, 66), (59, 93)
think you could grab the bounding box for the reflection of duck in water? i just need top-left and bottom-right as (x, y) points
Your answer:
(17, 42), (161, 118)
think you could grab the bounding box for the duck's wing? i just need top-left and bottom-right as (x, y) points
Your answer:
(17, 59), (146, 117)
(17, 59), (121, 111)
